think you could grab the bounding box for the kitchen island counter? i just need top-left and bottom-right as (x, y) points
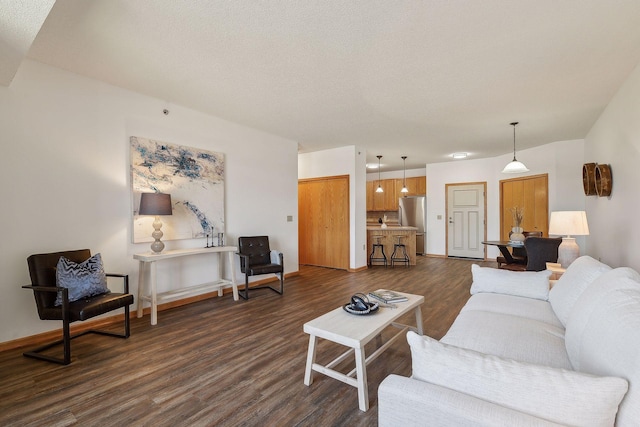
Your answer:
(366, 227), (417, 266)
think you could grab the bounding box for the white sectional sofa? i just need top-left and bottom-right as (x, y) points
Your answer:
(378, 256), (640, 426)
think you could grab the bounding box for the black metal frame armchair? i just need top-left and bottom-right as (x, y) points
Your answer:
(237, 236), (284, 300)
(22, 249), (134, 365)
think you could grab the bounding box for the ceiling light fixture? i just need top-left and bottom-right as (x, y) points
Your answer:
(401, 156), (409, 193)
(452, 152), (468, 159)
(502, 121), (529, 173)
(376, 155), (384, 193)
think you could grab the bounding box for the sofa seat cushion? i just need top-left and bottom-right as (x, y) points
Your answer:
(408, 332), (628, 427)
(461, 293), (563, 328)
(565, 269), (640, 426)
(548, 255), (611, 326)
(441, 309), (571, 369)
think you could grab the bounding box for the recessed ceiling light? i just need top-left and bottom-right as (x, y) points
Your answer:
(452, 152), (468, 159)
(367, 163), (379, 169)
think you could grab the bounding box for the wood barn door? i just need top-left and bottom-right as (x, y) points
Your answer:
(500, 174), (549, 239)
(298, 175), (350, 270)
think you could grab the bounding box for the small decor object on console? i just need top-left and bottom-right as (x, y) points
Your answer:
(369, 289), (408, 303)
(343, 293), (379, 315)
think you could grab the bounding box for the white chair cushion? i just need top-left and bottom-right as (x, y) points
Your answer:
(408, 332), (628, 427)
(564, 271), (640, 426)
(470, 264), (551, 301)
(548, 256), (611, 326)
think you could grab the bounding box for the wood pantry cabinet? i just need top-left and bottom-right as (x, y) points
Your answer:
(500, 174), (549, 240)
(299, 176), (350, 270)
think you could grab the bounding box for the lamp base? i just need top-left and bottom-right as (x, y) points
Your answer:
(150, 216), (165, 253)
(557, 237), (579, 268)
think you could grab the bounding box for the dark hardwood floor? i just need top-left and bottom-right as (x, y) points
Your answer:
(0, 256), (493, 426)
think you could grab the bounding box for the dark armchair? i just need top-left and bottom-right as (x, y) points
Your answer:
(22, 249), (134, 365)
(237, 236), (284, 300)
(500, 237), (562, 272)
(496, 230), (543, 267)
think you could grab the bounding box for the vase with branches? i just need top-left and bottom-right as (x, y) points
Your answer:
(510, 206), (525, 242)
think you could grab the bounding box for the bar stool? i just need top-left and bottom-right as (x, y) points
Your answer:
(369, 235), (387, 267)
(391, 235), (410, 267)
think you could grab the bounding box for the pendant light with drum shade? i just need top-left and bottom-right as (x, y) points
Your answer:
(376, 155), (384, 193)
(401, 156), (409, 193)
(502, 122), (529, 174)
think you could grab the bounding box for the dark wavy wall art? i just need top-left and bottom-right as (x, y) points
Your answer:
(130, 136), (225, 243)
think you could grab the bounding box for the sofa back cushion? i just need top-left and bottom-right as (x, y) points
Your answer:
(470, 264), (551, 301)
(565, 269), (640, 426)
(548, 256), (611, 326)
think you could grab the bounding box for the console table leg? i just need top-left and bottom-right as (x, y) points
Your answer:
(136, 260), (145, 318)
(150, 261), (158, 326)
(216, 252), (224, 297)
(228, 251), (239, 301)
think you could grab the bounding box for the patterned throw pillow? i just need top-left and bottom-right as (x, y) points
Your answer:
(55, 253), (110, 306)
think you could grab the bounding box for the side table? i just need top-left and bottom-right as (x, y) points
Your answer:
(546, 262), (566, 288)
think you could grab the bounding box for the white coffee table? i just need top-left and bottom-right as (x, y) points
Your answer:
(303, 290), (424, 411)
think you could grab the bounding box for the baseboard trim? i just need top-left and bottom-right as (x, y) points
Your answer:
(2, 270), (299, 352)
(425, 253), (447, 258)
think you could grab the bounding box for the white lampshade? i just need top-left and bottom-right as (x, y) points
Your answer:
(549, 211), (590, 237)
(502, 160), (529, 174)
(548, 211), (589, 268)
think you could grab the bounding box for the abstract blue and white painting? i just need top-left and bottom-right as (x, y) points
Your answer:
(130, 136), (224, 243)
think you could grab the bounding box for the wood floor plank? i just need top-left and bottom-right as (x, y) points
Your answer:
(0, 256), (492, 426)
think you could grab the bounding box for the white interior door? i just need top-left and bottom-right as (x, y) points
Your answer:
(447, 183), (486, 259)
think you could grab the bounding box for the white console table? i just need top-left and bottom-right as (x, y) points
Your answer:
(134, 246), (239, 325)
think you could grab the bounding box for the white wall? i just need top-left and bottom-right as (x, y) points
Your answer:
(426, 140), (585, 259)
(0, 60), (299, 344)
(584, 63), (640, 271)
(367, 167), (427, 182)
(298, 146), (368, 270)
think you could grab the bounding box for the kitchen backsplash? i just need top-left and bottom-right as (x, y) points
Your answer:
(367, 211), (399, 225)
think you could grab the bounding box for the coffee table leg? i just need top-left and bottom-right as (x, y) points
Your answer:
(354, 347), (369, 411)
(304, 334), (317, 386)
(414, 305), (423, 335)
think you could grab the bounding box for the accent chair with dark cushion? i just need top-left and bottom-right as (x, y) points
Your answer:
(496, 230), (543, 267)
(524, 237), (562, 271)
(23, 249), (134, 365)
(500, 237), (562, 272)
(237, 236), (284, 300)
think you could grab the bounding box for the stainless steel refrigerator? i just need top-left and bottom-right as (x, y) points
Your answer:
(399, 196), (426, 254)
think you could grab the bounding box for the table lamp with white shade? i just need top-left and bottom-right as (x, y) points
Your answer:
(548, 211), (589, 268)
(139, 192), (172, 253)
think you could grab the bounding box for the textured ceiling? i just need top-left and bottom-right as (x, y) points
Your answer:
(10, 1), (640, 171)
